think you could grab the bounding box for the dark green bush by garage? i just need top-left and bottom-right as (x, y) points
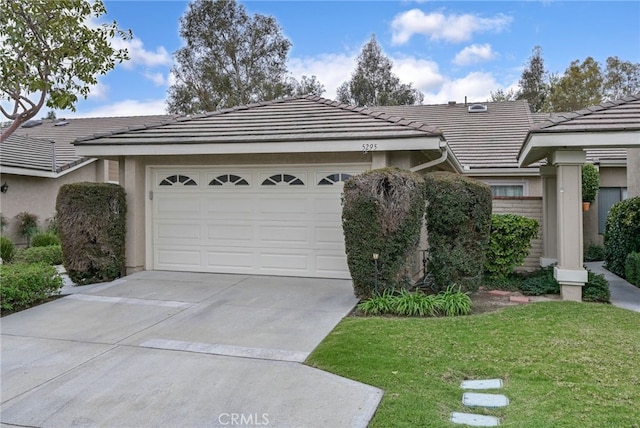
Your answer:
(0, 263), (63, 312)
(625, 252), (640, 287)
(342, 168), (425, 299)
(604, 196), (640, 277)
(423, 172), (492, 292)
(56, 182), (127, 285)
(14, 245), (63, 265)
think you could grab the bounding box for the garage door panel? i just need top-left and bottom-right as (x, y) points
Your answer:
(206, 250), (254, 270)
(259, 225), (308, 244)
(315, 226), (344, 246)
(258, 198), (308, 215)
(316, 254), (349, 276)
(205, 198), (254, 218)
(156, 248), (202, 268)
(259, 252), (309, 273)
(156, 197), (200, 217)
(156, 222), (201, 242)
(207, 223), (253, 241)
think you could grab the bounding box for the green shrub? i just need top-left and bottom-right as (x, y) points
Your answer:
(584, 243), (605, 262)
(581, 163), (600, 203)
(356, 286), (472, 317)
(15, 211), (39, 246)
(484, 214), (539, 279)
(0, 263), (63, 312)
(342, 168), (425, 299)
(56, 182), (127, 285)
(31, 231), (61, 247)
(423, 172), (492, 293)
(14, 245), (63, 265)
(624, 252), (640, 287)
(1, 236), (16, 263)
(604, 196), (640, 277)
(520, 266), (560, 296)
(0, 213), (7, 232)
(583, 271), (610, 303)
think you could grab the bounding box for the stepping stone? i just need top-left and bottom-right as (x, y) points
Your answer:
(461, 379), (503, 390)
(463, 392), (509, 408)
(451, 412), (500, 426)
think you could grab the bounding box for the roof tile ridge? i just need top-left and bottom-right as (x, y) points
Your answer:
(74, 116), (180, 143)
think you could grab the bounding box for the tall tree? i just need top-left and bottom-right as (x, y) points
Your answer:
(516, 46), (547, 112)
(544, 57), (603, 112)
(490, 88), (517, 102)
(291, 75), (325, 97)
(167, 0), (292, 114)
(603, 56), (640, 100)
(0, 0), (131, 141)
(337, 35), (423, 107)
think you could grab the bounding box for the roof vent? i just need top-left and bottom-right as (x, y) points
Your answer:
(448, 101), (456, 106)
(468, 104), (488, 113)
(54, 120), (69, 126)
(22, 119), (43, 128)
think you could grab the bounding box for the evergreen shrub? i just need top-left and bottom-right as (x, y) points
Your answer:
(423, 172), (492, 292)
(31, 231), (61, 247)
(0, 263), (63, 312)
(485, 214), (539, 279)
(56, 182), (127, 285)
(14, 245), (63, 265)
(625, 252), (640, 287)
(604, 197), (640, 277)
(342, 168), (425, 299)
(1, 236), (15, 263)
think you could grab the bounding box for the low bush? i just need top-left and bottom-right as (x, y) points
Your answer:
(15, 211), (39, 246)
(583, 271), (610, 303)
(520, 266), (559, 296)
(1, 236), (15, 263)
(0, 263), (63, 312)
(624, 252), (640, 287)
(584, 243), (606, 262)
(356, 286), (472, 317)
(31, 231), (61, 247)
(604, 196), (640, 277)
(485, 214), (539, 279)
(14, 245), (63, 265)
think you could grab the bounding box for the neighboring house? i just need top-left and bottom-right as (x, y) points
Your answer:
(0, 115), (174, 244)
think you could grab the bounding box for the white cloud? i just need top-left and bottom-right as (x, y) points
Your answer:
(421, 71), (500, 104)
(143, 71), (168, 87)
(391, 9), (513, 44)
(391, 56), (445, 92)
(68, 99), (168, 118)
(112, 37), (172, 70)
(288, 53), (356, 99)
(453, 43), (497, 66)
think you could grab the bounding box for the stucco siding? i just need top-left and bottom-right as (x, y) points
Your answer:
(0, 164), (99, 245)
(492, 197), (543, 271)
(629, 148), (640, 198)
(583, 166), (628, 246)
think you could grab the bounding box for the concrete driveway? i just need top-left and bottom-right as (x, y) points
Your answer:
(1, 272), (382, 427)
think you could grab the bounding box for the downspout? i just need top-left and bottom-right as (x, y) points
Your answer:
(410, 146), (448, 173)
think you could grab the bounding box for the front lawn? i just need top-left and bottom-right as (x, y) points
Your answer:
(306, 302), (640, 427)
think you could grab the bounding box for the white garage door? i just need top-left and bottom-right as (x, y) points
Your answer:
(150, 166), (365, 279)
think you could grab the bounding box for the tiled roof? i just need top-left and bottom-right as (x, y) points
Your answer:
(1, 115), (175, 174)
(531, 95), (640, 132)
(369, 100), (534, 169)
(74, 96), (442, 146)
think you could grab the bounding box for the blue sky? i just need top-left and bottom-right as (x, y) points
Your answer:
(60, 0), (640, 117)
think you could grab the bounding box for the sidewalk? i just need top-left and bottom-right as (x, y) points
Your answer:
(585, 262), (640, 312)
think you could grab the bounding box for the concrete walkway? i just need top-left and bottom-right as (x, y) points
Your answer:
(1, 272), (383, 427)
(585, 262), (640, 312)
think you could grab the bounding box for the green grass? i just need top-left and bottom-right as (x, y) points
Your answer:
(306, 302), (640, 427)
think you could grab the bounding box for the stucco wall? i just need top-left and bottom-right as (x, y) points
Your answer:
(627, 149), (640, 198)
(492, 197), (543, 271)
(0, 163), (99, 245)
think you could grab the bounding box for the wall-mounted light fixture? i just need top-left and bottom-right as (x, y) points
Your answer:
(0, 182), (8, 193)
(372, 253), (380, 295)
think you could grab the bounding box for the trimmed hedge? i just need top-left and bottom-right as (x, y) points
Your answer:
(1, 236), (15, 263)
(583, 271), (610, 303)
(0, 263), (63, 312)
(14, 245), (63, 265)
(604, 196), (640, 277)
(423, 172), (492, 292)
(342, 168), (425, 299)
(56, 182), (127, 285)
(625, 252), (640, 287)
(519, 265), (610, 303)
(485, 214), (539, 279)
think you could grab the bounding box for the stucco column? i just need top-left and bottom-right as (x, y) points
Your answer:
(628, 148), (640, 198)
(95, 159), (109, 183)
(539, 164), (557, 266)
(551, 150), (588, 301)
(119, 156), (146, 275)
(371, 151), (389, 169)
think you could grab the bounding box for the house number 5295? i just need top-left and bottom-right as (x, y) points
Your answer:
(362, 143), (378, 153)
